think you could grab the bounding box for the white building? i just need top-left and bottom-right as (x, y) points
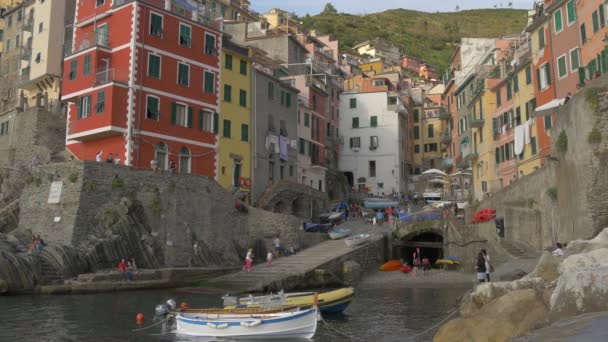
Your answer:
(339, 91), (408, 196)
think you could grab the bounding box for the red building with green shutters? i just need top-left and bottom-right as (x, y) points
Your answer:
(62, 0), (221, 177)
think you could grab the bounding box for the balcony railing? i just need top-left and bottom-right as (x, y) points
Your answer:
(470, 115), (485, 128)
(461, 144), (478, 160)
(438, 107), (451, 120)
(66, 32), (110, 56)
(22, 14), (34, 31)
(440, 131), (452, 143)
(95, 68), (129, 86)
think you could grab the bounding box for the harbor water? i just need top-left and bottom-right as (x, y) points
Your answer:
(0, 281), (468, 342)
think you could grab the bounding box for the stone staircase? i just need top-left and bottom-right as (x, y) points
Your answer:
(501, 239), (541, 259)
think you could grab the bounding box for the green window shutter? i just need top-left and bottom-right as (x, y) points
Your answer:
(531, 137), (537, 154)
(567, 1), (576, 24)
(545, 63), (551, 85)
(536, 68), (541, 90)
(525, 65), (532, 84)
(414, 126), (420, 139)
(224, 84), (231, 102)
(513, 75), (519, 92)
(538, 28), (545, 48)
(593, 10), (599, 32)
(350, 98), (356, 108)
(84, 54), (91, 75)
(601, 5), (606, 28)
(213, 112), (219, 134)
(96, 90), (105, 113)
(554, 9), (563, 32)
(239, 89), (246, 107)
(581, 24), (587, 44)
(525, 102), (530, 121)
(180, 24), (191, 46)
(204, 72), (214, 93)
(240, 60), (247, 75)
(70, 60), (77, 80)
(352, 117), (359, 128)
(178, 64), (189, 86)
(371, 116), (377, 127)
(225, 54), (232, 70)
(241, 124), (248, 141)
(544, 115), (552, 130)
(223, 119), (231, 138)
(149, 54), (160, 78)
(205, 34), (215, 55)
(150, 13), (162, 36)
(171, 103), (177, 125)
(198, 110), (204, 130)
(495, 147), (500, 164)
(286, 93), (291, 107)
(187, 107), (193, 128)
(578, 67), (586, 86)
(571, 49), (580, 70)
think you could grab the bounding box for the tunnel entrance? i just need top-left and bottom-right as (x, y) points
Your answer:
(397, 232), (444, 267)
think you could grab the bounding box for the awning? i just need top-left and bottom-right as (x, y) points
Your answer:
(535, 98), (566, 117)
(422, 169), (448, 176)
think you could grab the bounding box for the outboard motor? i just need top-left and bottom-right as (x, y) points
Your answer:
(166, 299), (177, 311)
(155, 304), (170, 318)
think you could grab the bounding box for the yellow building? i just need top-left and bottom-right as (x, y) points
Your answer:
(262, 8), (303, 34)
(209, 0), (257, 22)
(217, 38), (252, 199)
(359, 59), (384, 75)
(511, 60), (541, 176)
(0, 1), (26, 53)
(470, 81), (498, 202)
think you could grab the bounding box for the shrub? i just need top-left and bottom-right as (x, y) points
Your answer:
(584, 87), (600, 114)
(546, 187), (558, 202)
(557, 130), (568, 154)
(111, 177), (124, 190)
(68, 173), (78, 183)
(588, 127), (602, 145)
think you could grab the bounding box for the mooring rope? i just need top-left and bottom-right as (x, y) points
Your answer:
(403, 302), (465, 341)
(131, 319), (165, 332)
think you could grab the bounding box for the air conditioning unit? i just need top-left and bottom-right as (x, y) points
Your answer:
(353, 147), (359, 152)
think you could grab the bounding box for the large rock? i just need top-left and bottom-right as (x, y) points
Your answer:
(434, 289), (548, 342)
(526, 251), (560, 282)
(566, 227), (608, 254)
(460, 277), (547, 317)
(550, 248), (608, 317)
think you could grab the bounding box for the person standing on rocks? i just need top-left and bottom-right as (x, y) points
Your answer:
(552, 242), (564, 257)
(266, 250), (273, 266)
(118, 258), (128, 281)
(273, 236), (282, 257)
(476, 252), (487, 283)
(96, 151), (103, 162)
(244, 249), (254, 272)
(482, 249), (492, 282)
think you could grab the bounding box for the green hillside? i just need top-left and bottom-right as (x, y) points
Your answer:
(302, 8), (528, 72)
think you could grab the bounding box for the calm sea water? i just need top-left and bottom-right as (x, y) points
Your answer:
(0, 284), (467, 342)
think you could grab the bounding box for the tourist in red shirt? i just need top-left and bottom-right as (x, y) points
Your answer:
(118, 258), (127, 281)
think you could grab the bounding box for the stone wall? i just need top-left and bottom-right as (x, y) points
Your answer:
(477, 77), (608, 249)
(257, 179), (328, 219)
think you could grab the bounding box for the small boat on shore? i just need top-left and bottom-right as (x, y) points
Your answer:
(380, 260), (403, 272)
(230, 288), (354, 315)
(344, 234), (371, 247)
(175, 307), (318, 338)
(328, 228), (352, 240)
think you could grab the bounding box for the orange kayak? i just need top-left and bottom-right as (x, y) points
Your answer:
(380, 260), (403, 272)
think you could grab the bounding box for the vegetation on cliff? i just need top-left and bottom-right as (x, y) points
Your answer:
(301, 8), (527, 71)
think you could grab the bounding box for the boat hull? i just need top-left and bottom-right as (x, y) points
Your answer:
(344, 234), (371, 247)
(237, 288), (354, 315)
(176, 307), (318, 339)
(328, 229), (352, 240)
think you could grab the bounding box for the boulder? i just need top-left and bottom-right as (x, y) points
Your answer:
(566, 227), (608, 254)
(526, 251), (560, 282)
(499, 268), (528, 281)
(460, 277), (547, 317)
(434, 289), (548, 342)
(550, 248), (608, 318)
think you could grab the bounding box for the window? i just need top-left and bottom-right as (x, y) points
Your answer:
(538, 28), (545, 49)
(179, 24), (191, 47)
(7, 15), (12, 28)
(0, 121), (9, 136)
(38, 22), (43, 33)
(239, 89), (247, 107)
(350, 98), (356, 108)
(414, 110), (420, 123)
(414, 126), (420, 139)
(495, 147), (500, 164)
(146, 96), (160, 120)
(213, 112), (219, 134)
(428, 124), (434, 138)
(83, 54), (91, 76)
(304, 113), (310, 127)
(17, 9), (22, 21)
(593, 10), (599, 33)
(95, 24), (109, 46)
(241, 124), (248, 142)
(204, 72), (215, 93)
(601, 4), (606, 28)
(77, 95), (91, 119)
(566, 1), (576, 25)
(268, 82), (274, 99)
(370, 136), (378, 149)
(349, 137), (360, 148)
(525, 65), (532, 84)
(506, 82), (512, 100)
(370, 116), (378, 127)
(531, 137), (537, 154)
(496, 89), (502, 106)
(223, 84), (232, 102)
(171, 103), (192, 128)
(239, 60), (247, 75)
(570, 48), (580, 72)
(69, 60), (77, 80)
(150, 13), (163, 37)
(299, 138), (306, 154)
(538, 63), (551, 90)
(221, 5), (226, 18)
(148, 54), (161, 78)
(177, 63), (189, 86)
(369, 161), (376, 177)
(544, 115), (552, 130)
(280, 91), (285, 105)
(4, 39), (9, 52)
(554, 9), (563, 33)
(513, 74), (519, 93)
(415, 145), (420, 153)
(204, 33), (216, 55)
(225, 54), (232, 70)
(285, 93), (291, 107)
(96, 0), (105, 6)
(581, 23), (587, 44)
(179, 147), (191, 174)
(96, 91), (105, 113)
(198, 110), (212, 131)
(223, 119), (231, 138)
(352, 117), (359, 128)
(557, 55), (567, 79)
(515, 106), (521, 125)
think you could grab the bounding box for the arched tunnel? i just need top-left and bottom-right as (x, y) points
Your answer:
(396, 231), (444, 267)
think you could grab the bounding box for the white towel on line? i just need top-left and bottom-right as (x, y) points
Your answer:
(524, 120), (531, 144)
(514, 125), (525, 155)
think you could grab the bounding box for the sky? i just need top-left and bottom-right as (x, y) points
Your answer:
(251, 0), (533, 16)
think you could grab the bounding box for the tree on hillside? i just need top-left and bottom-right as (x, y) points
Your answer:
(322, 3), (338, 15)
(455, 5), (460, 11)
(508, 2), (513, 8)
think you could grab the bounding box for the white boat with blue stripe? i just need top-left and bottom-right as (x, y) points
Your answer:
(175, 306), (318, 339)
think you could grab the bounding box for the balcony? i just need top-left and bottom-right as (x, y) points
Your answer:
(440, 131), (452, 143)
(22, 14), (34, 32)
(311, 158), (327, 170)
(65, 32), (110, 56)
(19, 67), (31, 84)
(470, 116), (485, 128)
(20, 46), (32, 61)
(438, 107), (451, 120)
(95, 68), (129, 86)
(461, 144), (478, 161)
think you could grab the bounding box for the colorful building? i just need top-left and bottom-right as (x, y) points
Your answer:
(576, 0), (608, 79)
(62, 0), (222, 177)
(207, 0), (257, 22)
(217, 38), (252, 194)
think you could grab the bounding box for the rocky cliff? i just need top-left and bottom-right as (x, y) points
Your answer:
(0, 161), (325, 294)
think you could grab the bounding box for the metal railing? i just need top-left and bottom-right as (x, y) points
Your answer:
(95, 68), (129, 85)
(66, 32), (110, 56)
(22, 14), (34, 31)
